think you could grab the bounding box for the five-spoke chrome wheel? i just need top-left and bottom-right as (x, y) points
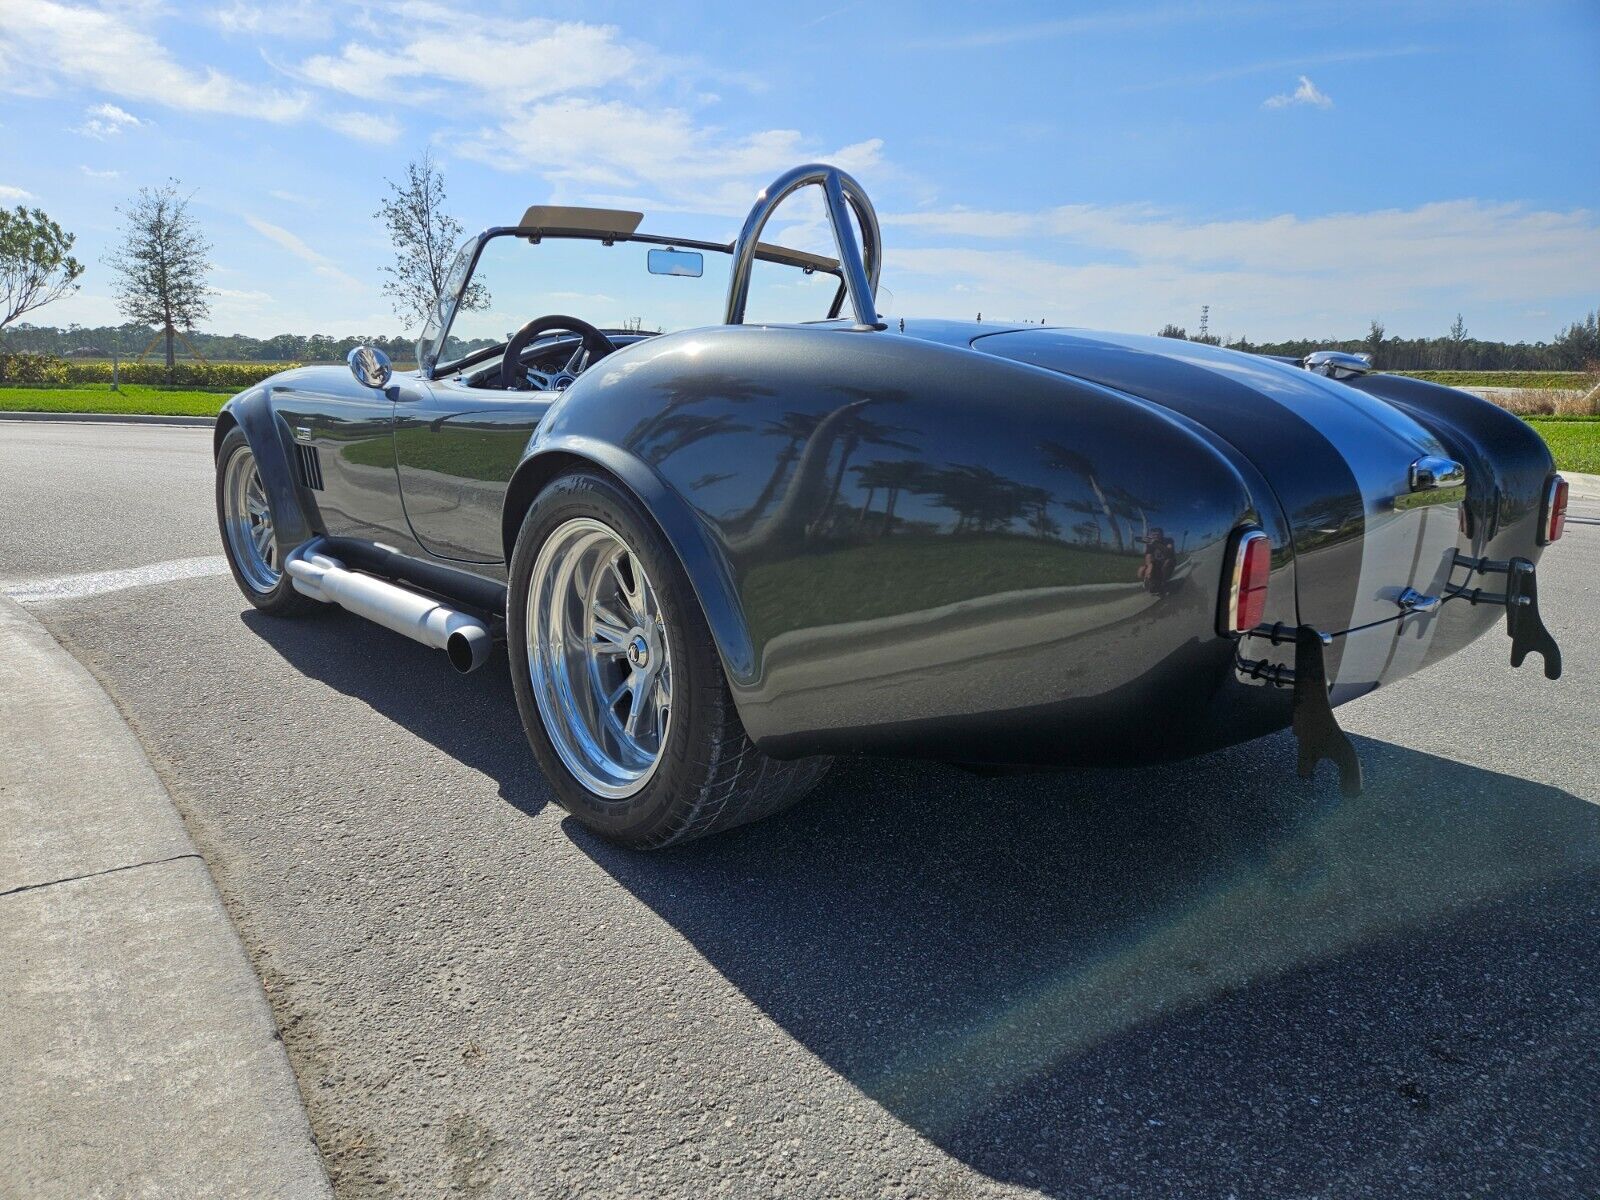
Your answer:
(221, 445), (280, 593)
(526, 517), (673, 799)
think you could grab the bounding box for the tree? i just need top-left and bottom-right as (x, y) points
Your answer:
(1157, 323), (1187, 339)
(376, 151), (487, 328)
(0, 206), (84, 343)
(1446, 312), (1468, 368)
(1364, 318), (1385, 366)
(1553, 307), (1598, 371)
(106, 180), (212, 376)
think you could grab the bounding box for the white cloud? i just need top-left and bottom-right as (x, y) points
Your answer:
(296, 18), (640, 107)
(880, 200), (1600, 340)
(79, 165), (121, 179)
(1263, 74), (1332, 110)
(0, 184), (35, 201)
(295, 9), (884, 217)
(914, 3), (1284, 50)
(0, 0), (310, 120)
(458, 95), (885, 215)
(207, 0), (335, 39)
(71, 101), (145, 138)
(269, 189), (315, 206)
(322, 110), (401, 143)
(244, 215), (365, 291)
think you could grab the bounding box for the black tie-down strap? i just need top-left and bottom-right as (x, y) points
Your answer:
(1447, 553), (1562, 680)
(1238, 624), (1363, 798)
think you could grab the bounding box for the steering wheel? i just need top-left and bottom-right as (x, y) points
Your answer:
(500, 314), (617, 391)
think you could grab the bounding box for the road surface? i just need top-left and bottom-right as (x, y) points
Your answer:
(3, 420), (1596, 1199)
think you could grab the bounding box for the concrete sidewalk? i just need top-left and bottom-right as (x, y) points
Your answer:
(0, 596), (330, 1198)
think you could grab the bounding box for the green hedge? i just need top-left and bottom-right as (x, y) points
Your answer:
(0, 352), (301, 389)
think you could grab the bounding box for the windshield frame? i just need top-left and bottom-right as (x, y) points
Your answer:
(417, 228), (847, 378)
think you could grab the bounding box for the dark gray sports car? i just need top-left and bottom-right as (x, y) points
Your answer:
(215, 163), (1568, 847)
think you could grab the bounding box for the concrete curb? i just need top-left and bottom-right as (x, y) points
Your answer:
(0, 410), (216, 427)
(0, 596), (331, 1198)
(1564, 470), (1600, 501)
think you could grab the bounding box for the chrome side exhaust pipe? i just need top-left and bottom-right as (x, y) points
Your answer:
(284, 539), (493, 673)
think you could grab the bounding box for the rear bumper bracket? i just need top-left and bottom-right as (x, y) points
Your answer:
(1238, 624), (1363, 799)
(1446, 552), (1561, 680)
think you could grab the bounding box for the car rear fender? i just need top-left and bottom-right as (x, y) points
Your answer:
(503, 436), (758, 687)
(506, 325), (1301, 759)
(1342, 372), (1556, 558)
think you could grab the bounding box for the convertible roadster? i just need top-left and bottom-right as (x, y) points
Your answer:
(215, 163), (1568, 848)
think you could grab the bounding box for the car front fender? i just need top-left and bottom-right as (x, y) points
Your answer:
(217, 387), (317, 550)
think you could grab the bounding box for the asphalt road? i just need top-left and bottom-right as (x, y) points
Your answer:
(4, 419), (1597, 1199)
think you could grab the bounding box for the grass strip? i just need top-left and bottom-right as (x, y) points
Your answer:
(0, 385), (226, 417)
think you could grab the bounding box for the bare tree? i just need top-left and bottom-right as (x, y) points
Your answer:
(0, 206), (84, 341)
(106, 180), (212, 377)
(376, 151), (487, 328)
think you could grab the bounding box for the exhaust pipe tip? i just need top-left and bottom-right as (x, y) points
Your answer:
(446, 625), (492, 674)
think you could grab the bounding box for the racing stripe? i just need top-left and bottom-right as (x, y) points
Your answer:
(969, 328), (1455, 698)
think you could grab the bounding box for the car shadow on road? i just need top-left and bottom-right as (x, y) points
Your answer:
(239, 607), (553, 818)
(571, 738), (1599, 1197)
(238, 608), (1597, 1194)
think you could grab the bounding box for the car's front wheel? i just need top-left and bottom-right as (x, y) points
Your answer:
(215, 426), (316, 615)
(507, 469), (829, 848)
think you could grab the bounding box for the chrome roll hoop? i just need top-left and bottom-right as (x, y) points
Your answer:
(724, 163), (884, 330)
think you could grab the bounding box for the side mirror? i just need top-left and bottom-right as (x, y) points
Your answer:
(348, 345), (393, 389)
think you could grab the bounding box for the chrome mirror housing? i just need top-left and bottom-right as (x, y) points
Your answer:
(1303, 349), (1373, 380)
(348, 345), (393, 390)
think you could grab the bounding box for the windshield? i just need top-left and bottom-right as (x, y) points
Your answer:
(419, 232), (843, 371)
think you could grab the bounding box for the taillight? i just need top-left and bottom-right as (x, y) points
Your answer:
(1540, 475), (1568, 545)
(1220, 528), (1271, 635)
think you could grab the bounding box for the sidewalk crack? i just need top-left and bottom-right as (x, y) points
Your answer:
(0, 852), (203, 898)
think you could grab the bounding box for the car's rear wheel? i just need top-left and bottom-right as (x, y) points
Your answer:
(215, 427), (316, 615)
(508, 469), (830, 848)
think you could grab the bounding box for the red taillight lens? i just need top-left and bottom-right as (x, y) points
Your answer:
(1541, 476), (1568, 545)
(1222, 528), (1271, 635)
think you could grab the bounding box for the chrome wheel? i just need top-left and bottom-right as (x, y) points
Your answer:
(222, 445), (280, 593)
(526, 517), (673, 799)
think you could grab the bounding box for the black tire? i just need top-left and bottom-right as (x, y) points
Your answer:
(507, 469), (831, 849)
(215, 426), (318, 616)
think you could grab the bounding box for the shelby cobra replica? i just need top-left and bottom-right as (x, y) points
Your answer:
(215, 164), (1568, 848)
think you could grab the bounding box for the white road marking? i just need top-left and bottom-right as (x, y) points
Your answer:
(3, 556), (230, 604)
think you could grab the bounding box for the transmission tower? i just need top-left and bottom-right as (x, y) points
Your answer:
(1199, 305), (1210, 342)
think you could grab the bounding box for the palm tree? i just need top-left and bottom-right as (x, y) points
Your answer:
(927, 463), (1031, 534)
(1041, 439), (1125, 553)
(727, 410), (823, 533)
(811, 409), (915, 540)
(853, 459), (930, 536)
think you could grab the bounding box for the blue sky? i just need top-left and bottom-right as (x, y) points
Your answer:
(1, 0), (1596, 342)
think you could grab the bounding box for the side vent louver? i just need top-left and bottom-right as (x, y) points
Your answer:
(296, 443), (324, 491)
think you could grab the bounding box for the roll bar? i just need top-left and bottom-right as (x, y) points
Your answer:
(724, 164), (884, 330)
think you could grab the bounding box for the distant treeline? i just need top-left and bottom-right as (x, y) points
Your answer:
(0, 322), (499, 364)
(1164, 307), (1600, 372)
(7, 307), (1599, 372)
